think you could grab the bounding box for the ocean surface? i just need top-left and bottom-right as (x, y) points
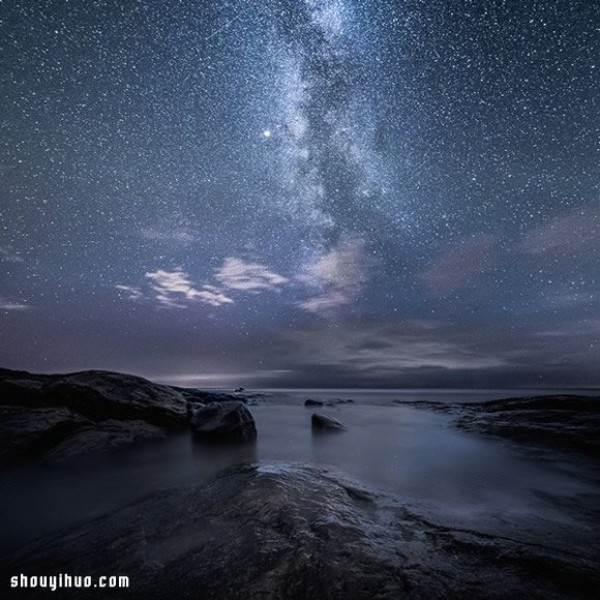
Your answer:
(2, 388), (599, 557)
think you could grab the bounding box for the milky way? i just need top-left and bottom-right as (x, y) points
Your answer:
(1, 0), (598, 387)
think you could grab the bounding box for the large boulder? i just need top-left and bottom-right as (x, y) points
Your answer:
(311, 413), (345, 432)
(3, 463), (597, 599)
(190, 401), (257, 442)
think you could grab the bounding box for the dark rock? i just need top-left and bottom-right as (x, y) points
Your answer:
(305, 399), (324, 407)
(175, 388), (247, 405)
(0, 378), (48, 407)
(0, 406), (166, 465)
(190, 401), (257, 442)
(325, 398), (354, 406)
(453, 395), (600, 457)
(44, 370), (187, 426)
(311, 413), (345, 432)
(43, 420), (166, 463)
(0, 368), (185, 464)
(234, 387), (245, 393)
(0, 405), (90, 465)
(3, 463), (597, 599)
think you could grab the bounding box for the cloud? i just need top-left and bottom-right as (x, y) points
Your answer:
(536, 318), (600, 337)
(285, 320), (509, 377)
(0, 300), (30, 310)
(0, 247), (24, 263)
(145, 269), (234, 308)
(215, 257), (288, 292)
(520, 206), (600, 256)
(298, 236), (369, 314)
(420, 233), (497, 296)
(115, 285), (144, 301)
(140, 228), (197, 244)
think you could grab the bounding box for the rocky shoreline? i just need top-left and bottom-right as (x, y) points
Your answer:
(2, 369), (599, 598)
(0, 368), (250, 465)
(3, 462), (599, 599)
(403, 394), (600, 458)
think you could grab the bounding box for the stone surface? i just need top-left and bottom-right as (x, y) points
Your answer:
(2, 463), (598, 599)
(190, 401), (257, 442)
(311, 413), (346, 431)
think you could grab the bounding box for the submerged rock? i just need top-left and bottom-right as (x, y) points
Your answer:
(311, 413), (345, 432)
(190, 401), (257, 442)
(3, 463), (597, 599)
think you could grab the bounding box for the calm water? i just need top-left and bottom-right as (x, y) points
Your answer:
(1, 388), (599, 557)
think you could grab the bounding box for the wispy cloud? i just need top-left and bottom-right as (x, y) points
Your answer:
(215, 257), (288, 292)
(420, 233), (497, 296)
(115, 284), (145, 301)
(140, 228), (197, 244)
(146, 269), (233, 308)
(298, 236), (369, 314)
(0, 247), (24, 263)
(0, 300), (30, 310)
(520, 206), (600, 256)
(536, 318), (600, 337)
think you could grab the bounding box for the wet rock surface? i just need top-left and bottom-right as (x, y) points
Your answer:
(190, 401), (257, 442)
(2, 463), (598, 599)
(312, 413), (346, 431)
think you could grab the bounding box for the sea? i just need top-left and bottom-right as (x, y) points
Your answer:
(1, 388), (598, 558)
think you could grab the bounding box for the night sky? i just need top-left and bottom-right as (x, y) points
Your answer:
(1, 0), (598, 388)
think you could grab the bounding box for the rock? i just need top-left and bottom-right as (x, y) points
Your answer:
(234, 387), (245, 393)
(0, 405), (91, 465)
(44, 371), (188, 427)
(3, 463), (598, 599)
(453, 395), (600, 457)
(174, 388), (247, 405)
(43, 420), (166, 463)
(190, 401), (257, 442)
(305, 399), (324, 407)
(0, 368), (185, 464)
(324, 398), (355, 406)
(311, 413), (345, 432)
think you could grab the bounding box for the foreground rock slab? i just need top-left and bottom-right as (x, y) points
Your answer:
(190, 401), (257, 442)
(2, 463), (598, 599)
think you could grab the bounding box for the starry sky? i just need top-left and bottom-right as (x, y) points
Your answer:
(1, 0), (598, 388)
